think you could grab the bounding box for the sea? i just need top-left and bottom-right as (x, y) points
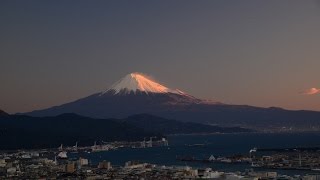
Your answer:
(70, 132), (320, 175)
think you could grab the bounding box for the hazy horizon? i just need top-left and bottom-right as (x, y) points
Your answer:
(1, 0), (320, 113)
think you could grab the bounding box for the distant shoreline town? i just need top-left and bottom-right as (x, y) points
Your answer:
(2, 141), (320, 179)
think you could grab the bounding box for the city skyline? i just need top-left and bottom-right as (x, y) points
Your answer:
(1, 0), (320, 113)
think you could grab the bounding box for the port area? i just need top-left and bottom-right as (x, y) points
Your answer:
(176, 154), (252, 164)
(0, 137), (169, 162)
(250, 147), (320, 171)
(54, 137), (169, 154)
(176, 147), (320, 172)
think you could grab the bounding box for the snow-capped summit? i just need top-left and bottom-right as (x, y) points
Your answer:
(26, 72), (218, 118)
(102, 72), (187, 95)
(23, 72), (320, 132)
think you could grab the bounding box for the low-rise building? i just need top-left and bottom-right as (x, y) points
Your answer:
(65, 162), (75, 173)
(98, 160), (111, 170)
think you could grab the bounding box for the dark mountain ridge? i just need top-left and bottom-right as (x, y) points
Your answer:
(0, 113), (249, 150)
(124, 114), (251, 134)
(24, 92), (320, 131)
(0, 113), (158, 150)
(22, 73), (320, 131)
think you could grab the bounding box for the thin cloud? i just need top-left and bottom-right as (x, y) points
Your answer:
(302, 88), (320, 95)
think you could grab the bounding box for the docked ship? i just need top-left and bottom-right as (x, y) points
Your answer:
(57, 151), (68, 159)
(57, 144), (68, 159)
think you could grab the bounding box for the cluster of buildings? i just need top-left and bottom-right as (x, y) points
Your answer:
(1, 141), (320, 179)
(251, 150), (320, 171)
(177, 154), (253, 164)
(1, 149), (320, 179)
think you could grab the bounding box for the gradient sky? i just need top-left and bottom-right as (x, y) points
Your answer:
(1, 0), (320, 113)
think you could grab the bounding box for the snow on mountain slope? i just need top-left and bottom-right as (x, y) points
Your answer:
(22, 72), (320, 131)
(24, 72), (218, 118)
(102, 72), (188, 95)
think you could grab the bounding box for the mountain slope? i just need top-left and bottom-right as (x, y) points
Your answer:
(25, 73), (211, 118)
(123, 114), (252, 134)
(157, 105), (320, 131)
(24, 72), (320, 131)
(0, 113), (159, 150)
(0, 113), (250, 150)
(26, 91), (204, 118)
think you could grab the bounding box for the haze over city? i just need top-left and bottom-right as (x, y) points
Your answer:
(1, 0), (320, 114)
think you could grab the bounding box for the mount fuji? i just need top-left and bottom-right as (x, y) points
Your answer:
(100, 72), (209, 104)
(26, 72), (213, 117)
(26, 72), (320, 131)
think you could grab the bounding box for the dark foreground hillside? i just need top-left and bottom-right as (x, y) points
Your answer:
(25, 91), (320, 131)
(124, 114), (252, 134)
(0, 111), (251, 150)
(0, 113), (158, 150)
